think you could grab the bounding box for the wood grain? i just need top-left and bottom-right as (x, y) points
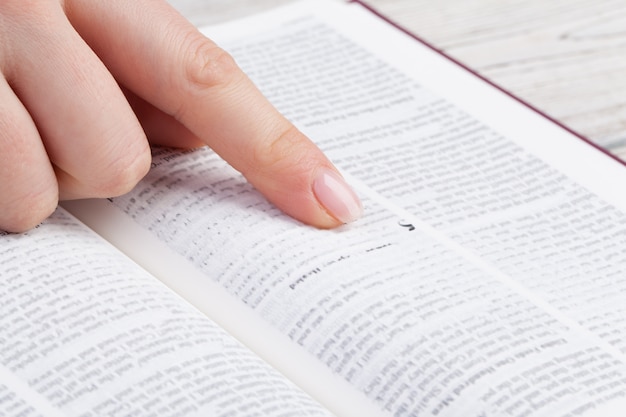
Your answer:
(167, 0), (626, 160)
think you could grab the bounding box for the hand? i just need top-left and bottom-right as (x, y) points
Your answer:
(0, 0), (362, 232)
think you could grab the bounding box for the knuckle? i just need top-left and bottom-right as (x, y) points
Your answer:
(2, 189), (58, 233)
(248, 124), (312, 177)
(181, 36), (241, 92)
(90, 142), (151, 197)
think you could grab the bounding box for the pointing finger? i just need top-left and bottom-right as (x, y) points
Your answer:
(66, 0), (362, 227)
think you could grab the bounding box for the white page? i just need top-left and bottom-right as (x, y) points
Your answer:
(209, 0), (626, 353)
(0, 209), (334, 417)
(65, 1), (626, 416)
(69, 147), (626, 417)
(0, 364), (63, 417)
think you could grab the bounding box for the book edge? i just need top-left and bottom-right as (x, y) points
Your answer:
(349, 0), (625, 167)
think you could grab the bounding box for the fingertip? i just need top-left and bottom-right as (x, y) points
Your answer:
(256, 173), (363, 230)
(239, 123), (363, 229)
(248, 160), (363, 229)
(312, 168), (363, 225)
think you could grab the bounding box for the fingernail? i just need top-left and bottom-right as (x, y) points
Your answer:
(313, 169), (363, 224)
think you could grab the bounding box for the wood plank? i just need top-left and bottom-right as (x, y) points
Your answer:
(364, 0), (626, 159)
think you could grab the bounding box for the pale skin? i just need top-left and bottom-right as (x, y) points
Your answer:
(0, 0), (363, 233)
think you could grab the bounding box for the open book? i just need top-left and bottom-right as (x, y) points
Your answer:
(3, 1), (626, 416)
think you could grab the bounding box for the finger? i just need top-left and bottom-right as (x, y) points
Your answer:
(122, 88), (204, 148)
(3, 2), (151, 201)
(0, 77), (58, 232)
(66, 0), (362, 227)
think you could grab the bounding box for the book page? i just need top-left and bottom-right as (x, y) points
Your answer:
(230, 0), (626, 356)
(0, 364), (64, 417)
(65, 1), (626, 416)
(0, 209), (335, 417)
(70, 149), (626, 417)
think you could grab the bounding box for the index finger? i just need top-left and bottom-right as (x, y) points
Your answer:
(65, 0), (362, 227)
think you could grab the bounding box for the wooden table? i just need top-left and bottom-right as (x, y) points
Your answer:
(167, 0), (626, 161)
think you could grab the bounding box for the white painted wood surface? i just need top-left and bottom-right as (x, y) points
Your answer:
(167, 0), (626, 160)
